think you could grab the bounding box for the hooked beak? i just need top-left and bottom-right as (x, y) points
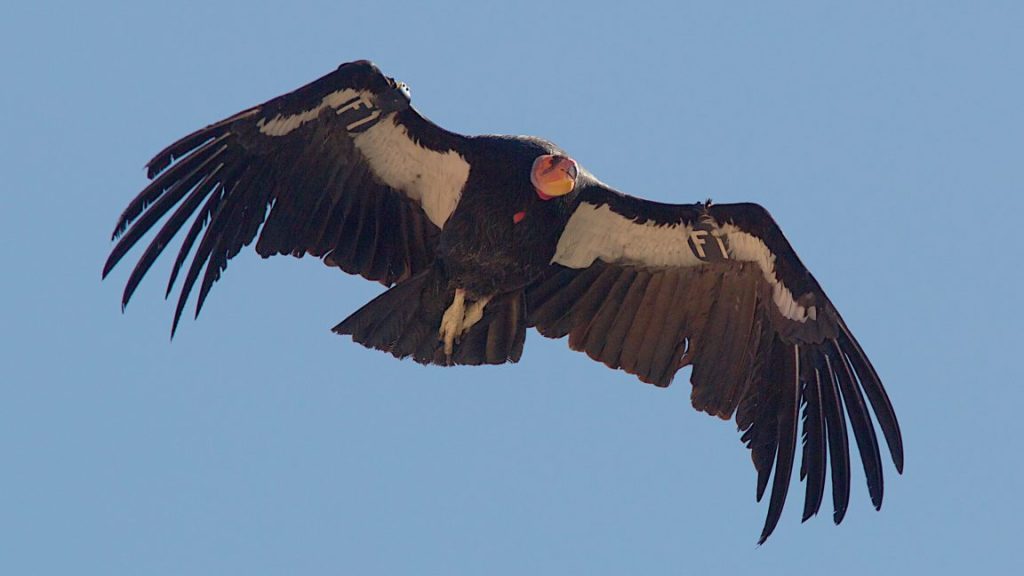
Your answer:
(531, 155), (578, 200)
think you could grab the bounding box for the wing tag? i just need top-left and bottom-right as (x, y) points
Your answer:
(687, 221), (730, 262)
(336, 94), (382, 132)
(339, 86), (411, 133)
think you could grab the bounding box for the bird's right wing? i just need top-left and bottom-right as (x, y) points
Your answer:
(104, 60), (473, 333)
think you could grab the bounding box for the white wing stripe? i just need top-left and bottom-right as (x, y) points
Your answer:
(553, 202), (812, 322)
(257, 88), (363, 136)
(720, 224), (812, 323)
(353, 118), (470, 228)
(552, 203), (704, 269)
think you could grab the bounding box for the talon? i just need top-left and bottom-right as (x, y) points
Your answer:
(439, 289), (466, 357)
(438, 290), (494, 359)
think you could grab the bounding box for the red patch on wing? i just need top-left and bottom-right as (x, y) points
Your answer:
(513, 210), (526, 224)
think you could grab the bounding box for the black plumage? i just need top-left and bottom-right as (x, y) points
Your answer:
(104, 60), (903, 543)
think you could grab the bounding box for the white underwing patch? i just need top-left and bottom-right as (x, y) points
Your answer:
(553, 203), (704, 269)
(257, 88), (362, 136)
(719, 224), (812, 322)
(553, 203), (812, 322)
(353, 118), (470, 228)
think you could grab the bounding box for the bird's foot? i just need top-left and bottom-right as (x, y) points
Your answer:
(438, 290), (494, 359)
(461, 295), (492, 335)
(439, 289), (467, 358)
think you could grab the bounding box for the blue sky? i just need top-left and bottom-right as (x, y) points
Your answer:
(3, 1), (1023, 573)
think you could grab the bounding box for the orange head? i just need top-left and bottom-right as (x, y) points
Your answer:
(531, 154), (579, 200)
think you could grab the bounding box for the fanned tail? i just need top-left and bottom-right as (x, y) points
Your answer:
(333, 266), (526, 366)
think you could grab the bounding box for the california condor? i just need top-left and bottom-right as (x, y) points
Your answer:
(104, 60), (903, 543)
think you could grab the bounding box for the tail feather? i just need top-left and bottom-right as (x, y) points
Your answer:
(333, 267), (526, 366)
(452, 291), (526, 365)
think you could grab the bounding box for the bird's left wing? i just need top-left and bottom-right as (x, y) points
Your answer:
(527, 183), (903, 543)
(104, 61), (472, 333)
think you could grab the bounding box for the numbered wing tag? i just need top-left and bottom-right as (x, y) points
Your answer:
(343, 85), (411, 133)
(687, 219), (730, 262)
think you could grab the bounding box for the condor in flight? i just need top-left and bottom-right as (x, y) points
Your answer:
(104, 60), (903, 543)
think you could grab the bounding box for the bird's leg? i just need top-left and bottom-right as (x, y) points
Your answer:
(460, 294), (492, 335)
(439, 288), (467, 357)
(438, 291), (495, 358)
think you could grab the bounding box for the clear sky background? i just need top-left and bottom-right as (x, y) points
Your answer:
(3, 1), (1023, 574)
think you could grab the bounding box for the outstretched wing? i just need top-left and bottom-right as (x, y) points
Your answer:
(527, 183), (904, 543)
(104, 60), (472, 333)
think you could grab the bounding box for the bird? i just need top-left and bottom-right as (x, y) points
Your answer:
(103, 59), (903, 543)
